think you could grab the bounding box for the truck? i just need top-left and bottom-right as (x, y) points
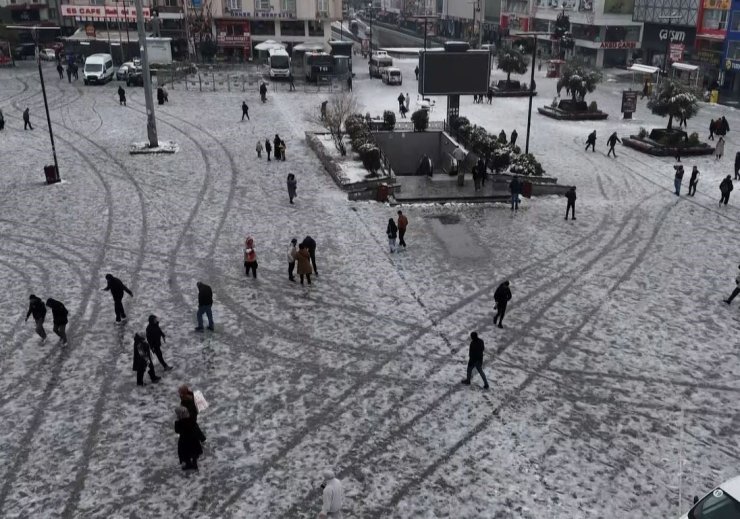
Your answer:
(304, 51), (334, 82)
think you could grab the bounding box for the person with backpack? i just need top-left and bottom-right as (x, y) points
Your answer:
(45, 298), (68, 345)
(493, 281), (512, 329)
(103, 273), (134, 323)
(243, 237), (258, 278)
(460, 331), (490, 389)
(146, 315), (172, 371)
(386, 217), (398, 253)
(287, 173), (297, 204)
(25, 294), (47, 340)
(720, 175), (734, 206)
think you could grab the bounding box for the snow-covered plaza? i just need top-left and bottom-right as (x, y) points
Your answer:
(1, 56), (740, 518)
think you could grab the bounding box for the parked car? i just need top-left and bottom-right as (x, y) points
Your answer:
(40, 49), (57, 61)
(126, 69), (146, 87)
(679, 476), (740, 518)
(13, 43), (37, 61)
(117, 61), (135, 81)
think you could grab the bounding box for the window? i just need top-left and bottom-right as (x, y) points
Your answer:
(728, 40), (740, 59)
(308, 20), (324, 36)
(731, 10), (740, 31)
(162, 0), (179, 6)
(280, 20), (304, 36)
(317, 0), (329, 16)
(48, 8), (57, 19)
(251, 20), (276, 35)
(281, 0), (296, 13)
(227, 0), (242, 10)
(702, 9), (729, 30)
(689, 488), (740, 519)
(255, 0), (271, 11)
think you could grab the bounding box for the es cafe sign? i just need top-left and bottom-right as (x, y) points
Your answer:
(60, 4), (152, 20)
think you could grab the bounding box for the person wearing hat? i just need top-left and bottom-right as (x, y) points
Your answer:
(132, 332), (160, 386)
(103, 273), (134, 323)
(146, 315), (172, 371)
(287, 238), (298, 282)
(25, 294), (47, 340)
(724, 265), (740, 304)
(319, 469), (344, 518)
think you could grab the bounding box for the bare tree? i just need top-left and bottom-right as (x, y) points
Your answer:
(308, 92), (359, 155)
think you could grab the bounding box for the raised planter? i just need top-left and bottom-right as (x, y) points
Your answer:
(491, 87), (537, 98)
(538, 99), (608, 121)
(622, 135), (714, 157)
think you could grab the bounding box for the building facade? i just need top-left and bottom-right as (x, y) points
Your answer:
(721, 0), (740, 94)
(438, 0), (499, 43)
(694, 0), (728, 81)
(633, 0), (699, 66)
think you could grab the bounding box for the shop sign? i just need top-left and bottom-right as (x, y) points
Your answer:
(600, 41), (637, 49)
(697, 48), (722, 65)
(703, 0), (730, 9)
(669, 43), (684, 61)
(61, 4), (152, 20)
(216, 22), (251, 48)
(659, 29), (688, 42)
(227, 11), (297, 19)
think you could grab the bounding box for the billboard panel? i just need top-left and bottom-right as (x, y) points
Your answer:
(418, 50), (491, 95)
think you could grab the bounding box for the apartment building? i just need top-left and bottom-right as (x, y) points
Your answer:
(210, 0), (342, 60)
(438, 0), (499, 43)
(0, 0), (55, 30)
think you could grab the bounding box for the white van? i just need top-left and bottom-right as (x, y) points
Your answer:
(84, 54), (114, 85)
(381, 67), (402, 85)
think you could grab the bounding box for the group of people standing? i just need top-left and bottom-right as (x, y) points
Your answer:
(241, 236), (318, 285)
(673, 164), (734, 205)
(256, 134), (286, 162)
(397, 92), (411, 118)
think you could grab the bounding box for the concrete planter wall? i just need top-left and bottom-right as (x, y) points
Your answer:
(538, 106), (609, 121)
(622, 136), (715, 157)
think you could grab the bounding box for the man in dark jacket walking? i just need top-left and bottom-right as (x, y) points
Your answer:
(509, 177), (521, 211)
(493, 281), (512, 328)
(585, 130), (596, 152)
(45, 298), (68, 345)
(241, 101), (249, 121)
(259, 82), (268, 102)
(565, 186), (577, 220)
(688, 166), (699, 196)
(606, 132), (621, 158)
(25, 294), (47, 339)
(302, 236), (318, 275)
(397, 92), (405, 112)
(103, 273), (133, 322)
(195, 281), (214, 331)
(724, 265), (740, 304)
(118, 86), (126, 106)
(461, 331), (490, 389)
(23, 107), (32, 130)
(146, 315), (172, 370)
(720, 175), (734, 206)
(56, 63), (64, 79)
(735, 152), (740, 180)
(265, 139), (272, 161)
(477, 157), (487, 187)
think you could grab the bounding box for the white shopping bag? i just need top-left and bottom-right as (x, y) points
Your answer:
(194, 390), (209, 412)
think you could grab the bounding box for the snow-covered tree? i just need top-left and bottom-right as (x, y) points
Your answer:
(496, 47), (529, 85)
(647, 79), (700, 130)
(556, 57), (602, 103)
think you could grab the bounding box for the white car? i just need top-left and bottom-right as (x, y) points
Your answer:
(679, 475), (740, 518)
(40, 48), (57, 61)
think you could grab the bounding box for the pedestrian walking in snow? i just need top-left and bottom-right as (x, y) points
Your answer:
(493, 281), (512, 328)
(720, 175), (734, 206)
(66, 66), (72, 83)
(397, 210), (408, 248)
(415, 65), (419, 80)
(509, 176), (521, 211)
(735, 152), (740, 180)
(296, 243), (313, 285)
(179, 384), (199, 422)
(103, 273), (133, 323)
(259, 82), (267, 102)
(194, 281), (214, 332)
(157, 86), (165, 105)
(25, 294), (47, 340)
(721, 116), (731, 135)
(118, 86), (126, 106)
(641, 79), (649, 98)
(321, 100), (328, 120)
(56, 63), (63, 79)
(243, 237), (258, 279)
(688, 166), (699, 196)
(585, 130), (596, 152)
(386, 218), (398, 253)
(674, 165), (684, 196)
(45, 298), (68, 345)
(0, 109), (4, 131)
(288, 72), (295, 91)
(565, 186), (576, 220)
(175, 405), (205, 470)
(724, 264), (740, 304)
(397, 92), (405, 112)
(461, 331), (489, 389)
(287, 238), (298, 282)
(606, 132), (621, 158)
(265, 139), (272, 161)
(709, 119), (716, 140)
(477, 157), (487, 187)
(405, 93), (410, 114)
(132, 332), (160, 386)
(472, 163), (481, 191)
(146, 315), (172, 371)
(347, 75), (352, 91)
(716, 137), (725, 160)
(318, 469), (344, 519)
(302, 236), (318, 275)
(256, 140), (263, 158)
(487, 87), (494, 104)
(287, 173), (297, 204)
(279, 140), (286, 161)
(510, 129), (518, 147)
(71, 63), (78, 80)
(273, 134), (282, 161)
(23, 107), (32, 130)
(399, 104), (408, 118)
(241, 101), (249, 121)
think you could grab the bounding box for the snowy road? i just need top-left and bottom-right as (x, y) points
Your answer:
(1, 58), (740, 518)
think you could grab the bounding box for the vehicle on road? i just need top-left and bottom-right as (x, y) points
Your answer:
(40, 49), (57, 61)
(13, 43), (37, 61)
(369, 53), (393, 78)
(304, 51), (333, 82)
(84, 53), (114, 85)
(679, 476), (740, 518)
(117, 59), (141, 81)
(268, 48), (291, 79)
(381, 67), (402, 85)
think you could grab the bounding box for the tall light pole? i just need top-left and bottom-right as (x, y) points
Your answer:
(658, 12), (681, 75)
(511, 31), (550, 154)
(8, 25), (61, 182)
(134, 0), (158, 147)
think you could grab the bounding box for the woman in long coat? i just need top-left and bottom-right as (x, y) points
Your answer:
(296, 243), (313, 286)
(174, 405), (205, 470)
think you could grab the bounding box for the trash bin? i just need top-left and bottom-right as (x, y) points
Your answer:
(376, 182), (389, 202)
(44, 165), (59, 185)
(522, 181), (533, 199)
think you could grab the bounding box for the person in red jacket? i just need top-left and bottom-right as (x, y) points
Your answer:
(243, 236), (258, 278)
(397, 210), (408, 248)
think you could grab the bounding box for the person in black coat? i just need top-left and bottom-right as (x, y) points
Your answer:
(45, 298), (68, 345)
(25, 294), (47, 340)
(195, 281), (214, 331)
(146, 315), (171, 370)
(720, 175), (734, 206)
(259, 82), (267, 102)
(103, 273), (133, 322)
(509, 177), (521, 211)
(724, 264), (740, 305)
(606, 132), (621, 158)
(157, 87), (165, 105)
(493, 281), (512, 328)
(477, 157), (487, 187)
(241, 101), (249, 121)
(132, 332), (160, 386)
(273, 134), (282, 160)
(688, 166), (699, 196)
(118, 86), (126, 106)
(175, 405), (205, 470)
(510, 129), (518, 147)
(56, 63), (64, 80)
(565, 186), (577, 220)
(302, 236), (318, 275)
(265, 139), (272, 161)
(585, 130), (596, 152)
(461, 331), (489, 389)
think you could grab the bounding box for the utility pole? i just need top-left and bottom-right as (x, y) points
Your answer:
(134, 0), (158, 147)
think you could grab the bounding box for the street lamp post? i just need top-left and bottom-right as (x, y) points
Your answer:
(658, 12), (681, 75)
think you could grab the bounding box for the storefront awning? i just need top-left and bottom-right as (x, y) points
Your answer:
(628, 64), (660, 75)
(64, 27), (147, 43)
(672, 62), (699, 72)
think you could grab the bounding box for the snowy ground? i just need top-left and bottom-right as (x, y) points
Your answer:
(1, 55), (740, 519)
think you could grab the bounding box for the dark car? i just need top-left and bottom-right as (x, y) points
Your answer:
(13, 43), (37, 61)
(126, 69), (144, 86)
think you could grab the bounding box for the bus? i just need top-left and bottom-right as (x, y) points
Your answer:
(304, 51), (334, 82)
(369, 53), (393, 78)
(268, 48), (291, 78)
